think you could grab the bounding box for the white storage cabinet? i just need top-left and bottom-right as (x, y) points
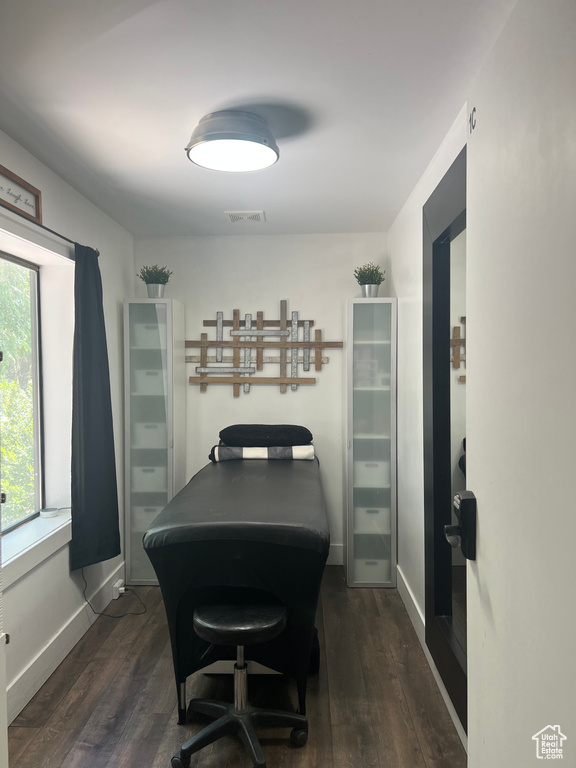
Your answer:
(344, 298), (397, 587)
(124, 299), (186, 584)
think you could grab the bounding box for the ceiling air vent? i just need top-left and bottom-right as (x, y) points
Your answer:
(225, 210), (266, 224)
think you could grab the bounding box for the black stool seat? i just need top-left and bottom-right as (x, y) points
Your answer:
(171, 604), (308, 768)
(194, 604), (287, 647)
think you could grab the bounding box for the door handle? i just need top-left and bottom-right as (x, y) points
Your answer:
(444, 525), (461, 548)
(444, 490), (476, 560)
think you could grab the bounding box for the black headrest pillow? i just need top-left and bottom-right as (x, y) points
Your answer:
(219, 424), (313, 447)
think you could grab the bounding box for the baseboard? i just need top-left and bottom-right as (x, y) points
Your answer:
(7, 561), (125, 724)
(396, 565), (468, 751)
(395, 564), (426, 646)
(327, 543), (343, 565)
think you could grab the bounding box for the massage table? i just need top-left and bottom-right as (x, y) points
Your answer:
(143, 456), (330, 723)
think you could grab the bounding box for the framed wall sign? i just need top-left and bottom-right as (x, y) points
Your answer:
(0, 163), (42, 224)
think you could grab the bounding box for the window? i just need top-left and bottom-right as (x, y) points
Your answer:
(0, 253), (42, 533)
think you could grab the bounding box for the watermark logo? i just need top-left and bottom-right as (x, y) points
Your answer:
(532, 725), (567, 759)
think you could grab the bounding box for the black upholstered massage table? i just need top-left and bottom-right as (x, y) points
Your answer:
(143, 457), (330, 724)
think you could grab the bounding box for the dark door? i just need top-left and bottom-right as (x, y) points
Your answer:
(422, 147), (467, 730)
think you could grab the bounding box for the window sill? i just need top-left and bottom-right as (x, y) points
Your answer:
(2, 510), (72, 590)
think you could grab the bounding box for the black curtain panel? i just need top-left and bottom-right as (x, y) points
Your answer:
(70, 244), (121, 571)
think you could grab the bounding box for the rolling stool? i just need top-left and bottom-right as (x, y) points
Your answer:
(171, 604), (308, 768)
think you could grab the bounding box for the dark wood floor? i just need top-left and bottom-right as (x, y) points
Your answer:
(8, 566), (466, 768)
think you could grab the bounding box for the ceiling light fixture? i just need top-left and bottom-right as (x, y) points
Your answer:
(185, 110), (279, 172)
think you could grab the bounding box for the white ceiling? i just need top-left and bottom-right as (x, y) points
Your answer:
(0, 0), (516, 237)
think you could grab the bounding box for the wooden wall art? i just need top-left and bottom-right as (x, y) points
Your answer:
(450, 315), (466, 383)
(186, 299), (343, 397)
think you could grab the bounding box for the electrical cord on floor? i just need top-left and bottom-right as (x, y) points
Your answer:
(81, 568), (148, 618)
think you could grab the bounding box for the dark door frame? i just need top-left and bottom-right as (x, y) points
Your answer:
(423, 146), (467, 730)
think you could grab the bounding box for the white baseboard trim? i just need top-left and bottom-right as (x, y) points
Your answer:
(327, 543), (343, 565)
(396, 565), (468, 751)
(7, 561), (125, 724)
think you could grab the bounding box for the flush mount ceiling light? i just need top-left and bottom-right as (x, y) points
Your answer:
(185, 110), (279, 172)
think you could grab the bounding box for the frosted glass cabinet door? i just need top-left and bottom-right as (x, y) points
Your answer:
(125, 300), (185, 584)
(345, 299), (397, 587)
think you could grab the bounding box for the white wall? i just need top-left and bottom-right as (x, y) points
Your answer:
(0, 128), (134, 722)
(135, 233), (387, 559)
(387, 108), (468, 617)
(388, 0), (576, 762)
(466, 0), (576, 764)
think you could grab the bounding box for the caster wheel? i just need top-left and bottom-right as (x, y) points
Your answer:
(171, 754), (191, 768)
(290, 728), (308, 747)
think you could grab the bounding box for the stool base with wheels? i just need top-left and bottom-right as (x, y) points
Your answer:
(171, 605), (308, 768)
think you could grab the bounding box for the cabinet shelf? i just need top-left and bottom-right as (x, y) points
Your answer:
(130, 392), (165, 397)
(353, 433), (390, 440)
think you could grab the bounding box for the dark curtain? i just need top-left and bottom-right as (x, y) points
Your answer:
(70, 243), (121, 571)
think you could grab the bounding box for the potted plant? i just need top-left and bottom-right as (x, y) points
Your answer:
(353, 262), (385, 297)
(137, 264), (173, 298)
